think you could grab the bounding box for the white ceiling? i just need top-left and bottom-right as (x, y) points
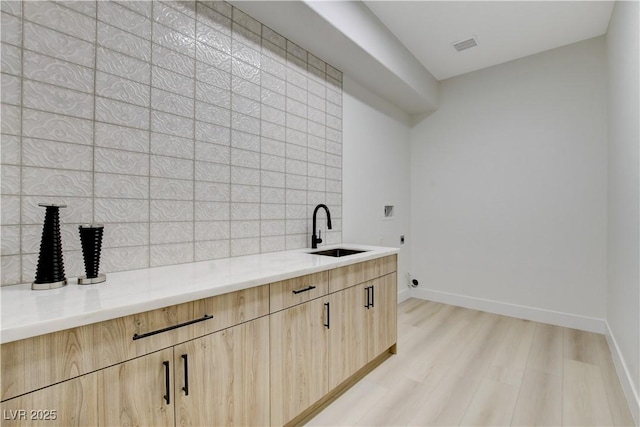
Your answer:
(364, 1), (614, 80)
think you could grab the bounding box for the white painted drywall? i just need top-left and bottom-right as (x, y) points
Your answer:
(410, 37), (608, 320)
(606, 0), (640, 420)
(231, 1), (438, 114)
(342, 75), (412, 297)
(305, 0), (438, 111)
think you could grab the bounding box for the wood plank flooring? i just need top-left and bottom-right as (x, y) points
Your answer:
(307, 298), (635, 427)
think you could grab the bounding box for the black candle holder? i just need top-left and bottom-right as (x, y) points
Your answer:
(78, 224), (106, 285)
(32, 203), (67, 290)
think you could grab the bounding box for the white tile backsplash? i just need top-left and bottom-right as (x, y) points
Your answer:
(151, 110), (193, 137)
(195, 181), (230, 202)
(195, 201), (230, 221)
(2, 43), (21, 76)
(151, 132), (194, 159)
(1, 195), (20, 225)
(1, 73), (20, 106)
(95, 198), (149, 223)
(93, 173), (149, 199)
(23, 80), (94, 119)
(25, 1), (96, 41)
(103, 223), (149, 248)
(1, 226), (19, 255)
(98, 21), (151, 61)
(23, 138), (93, 171)
(196, 20), (231, 54)
(1, 0), (342, 286)
(97, 71), (150, 107)
(96, 96), (150, 129)
(153, 21), (196, 57)
(97, 47), (151, 84)
(150, 177), (194, 201)
(23, 51), (94, 93)
(153, 2), (196, 38)
(195, 239), (229, 261)
(195, 220), (230, 241)
(150, 200), (193, 222)
(1, 134), (20, 165)
(2, 12), (22, 47)
(99, 1), (151, 39)
(22, 167), (92, 197)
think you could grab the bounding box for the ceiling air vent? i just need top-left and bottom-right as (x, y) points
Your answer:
(452, 37), (478, 52)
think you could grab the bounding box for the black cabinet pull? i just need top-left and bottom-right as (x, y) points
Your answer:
(371, 285), (375, 308)
(181, 354), (189, 396)
(132, 314), (214, 340)
(292, 285), (316, 294)
(324, 302), (330, 329)
(163, 361), (170, 405)
(365, 287), (370, 309)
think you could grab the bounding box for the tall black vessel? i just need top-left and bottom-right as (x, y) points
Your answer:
(32, 203), (67, 290)
(78, 224), (106, 285)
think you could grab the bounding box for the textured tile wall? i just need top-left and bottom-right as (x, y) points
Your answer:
(0, 0), (343, 286)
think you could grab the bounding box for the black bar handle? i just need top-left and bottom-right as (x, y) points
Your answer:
(365, 286), (370, 309)
(133, 314), (214, 340)
(181, 354), (189, 396)
(292, 285), (316, 295)
(324, 302), (330, 329)
(163, 361), (170, 405)
(371, 285), (375, 308)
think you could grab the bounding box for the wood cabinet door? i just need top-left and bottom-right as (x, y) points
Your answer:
(98, 348), (174, 427)
(367, 273), (398, 362)
(0, 372), (98, 427)
(270, 297), (329, 426)
(174, 316), (270, 427)
(328, 282), (369, 390)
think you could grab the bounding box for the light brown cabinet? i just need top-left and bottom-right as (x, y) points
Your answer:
(366, 273), (398, 361)
(99, 348), (175, 427)
(328, 272), (398, 390)
(98, 317), (270, 427)
(270, 297), (330, 426)
(1, 286), (269, 427)
(1, 372), (98, 427)
(270, 255), (397, 426)
(174, 317), (270, 427)
(328, 282), (369, 389)
(1, 255), (397, 427)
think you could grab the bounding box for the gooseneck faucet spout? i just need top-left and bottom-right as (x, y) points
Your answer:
(312, 204), (332, 249)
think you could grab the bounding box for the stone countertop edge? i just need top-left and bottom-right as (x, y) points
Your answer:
(0, 244), (399, 344)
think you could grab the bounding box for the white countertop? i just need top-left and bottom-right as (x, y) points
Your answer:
(0, 244), (398, 344)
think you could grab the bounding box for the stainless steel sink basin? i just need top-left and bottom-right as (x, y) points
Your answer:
(308, 248), (368, 257)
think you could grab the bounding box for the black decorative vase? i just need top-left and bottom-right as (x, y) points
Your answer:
(32, 203), (67, 290)
(78, 224), (106, 285)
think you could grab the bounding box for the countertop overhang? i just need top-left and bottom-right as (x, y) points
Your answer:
(0, 244), (399, 344)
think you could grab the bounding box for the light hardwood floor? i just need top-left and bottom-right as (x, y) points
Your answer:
(307, 298), (635, 427)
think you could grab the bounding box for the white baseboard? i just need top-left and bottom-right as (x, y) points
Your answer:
(410, 287), (607, 334)
(605, 323), (640, 426)
(397, 288), (411, 304)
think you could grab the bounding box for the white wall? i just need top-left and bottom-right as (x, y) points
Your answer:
(342, 75), (412, 299)
(606, 1), (640, 421)
(410, 37), (608, 326)
(305, 0), (439, 113)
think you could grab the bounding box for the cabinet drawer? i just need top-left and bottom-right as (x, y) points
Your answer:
(328, 255), (397, 293)
(270, 271), (328, 313)
(1, 323), (95, 402)
(1, 285), (269, 402)
(95, 284), (269, 365)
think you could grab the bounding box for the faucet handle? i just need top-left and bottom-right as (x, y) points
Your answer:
(317, 230), (323, 244)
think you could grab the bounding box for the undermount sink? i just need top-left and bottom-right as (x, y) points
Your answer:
(308, 248), (368, 257)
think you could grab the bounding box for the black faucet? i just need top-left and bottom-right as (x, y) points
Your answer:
(311, 204), (332, 249)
